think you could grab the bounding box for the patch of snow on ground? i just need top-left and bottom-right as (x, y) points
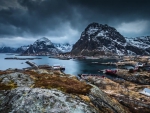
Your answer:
(53, 43), (73, 53)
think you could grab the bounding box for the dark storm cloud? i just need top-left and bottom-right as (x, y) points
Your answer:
(68, 0), (150, 29)
(0, 0), (81, 38)
(0, 0), (150, 46)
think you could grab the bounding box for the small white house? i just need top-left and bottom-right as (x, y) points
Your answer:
(140, 88), (150, 96)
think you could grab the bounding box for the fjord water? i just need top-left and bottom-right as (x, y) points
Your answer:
(0, 53), (117, 76)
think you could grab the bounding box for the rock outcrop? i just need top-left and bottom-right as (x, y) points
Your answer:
(0, 70), (131, 113)
(0, 87), (98, 113)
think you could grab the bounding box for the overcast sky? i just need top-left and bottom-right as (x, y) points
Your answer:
(0, 0), (150, 47)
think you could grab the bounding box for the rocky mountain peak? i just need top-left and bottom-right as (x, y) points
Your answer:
(71, 23), (150, 56)
(33, 37), (53, 47)
(82, 22), (126, 43)
(22, 37), (61, 55)
(71, 23), (127, 56)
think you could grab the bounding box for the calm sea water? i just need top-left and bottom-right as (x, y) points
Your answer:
(0, 53), (117, 76)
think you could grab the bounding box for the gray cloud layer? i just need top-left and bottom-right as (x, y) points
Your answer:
(0, 0), (150, 47)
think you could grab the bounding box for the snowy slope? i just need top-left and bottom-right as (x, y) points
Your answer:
(16, 45), (29, 53)
(53, 43), (73, 53)
(126, 36), (150, 49)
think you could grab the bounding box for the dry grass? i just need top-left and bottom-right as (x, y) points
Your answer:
(0, 71), (18, 90)
(102, 78), (150, 104)
(79, 95), (91, 102)
(0, 71), (11, 75)
(0, 83), (13, 90)
(0, 80), (17, 90)
(25, 70), (92, 95)
(117, 69), (150, 77)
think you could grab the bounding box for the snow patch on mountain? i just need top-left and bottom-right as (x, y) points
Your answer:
(87, 27), (99, 35)
(21, 46), (29, 50)
(97, 31), (105, 37)
(53, 43), (73, 53)
(127, 50), (136, 55)
(15, 45), (29, 53)
(126, 37), (150, 49)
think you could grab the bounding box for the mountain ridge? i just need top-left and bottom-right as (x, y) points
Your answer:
(71, 22), (150, 56)
(0, 23), (150, 55)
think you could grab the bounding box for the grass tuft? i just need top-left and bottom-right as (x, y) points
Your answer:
(0, 80), (17, 90)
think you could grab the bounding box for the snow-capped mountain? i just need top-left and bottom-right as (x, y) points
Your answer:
(0, 46), (16, 53)
(15, 45), (29, 53)
(126, 36), (150, 49)
(53, 43), (73, 53)
(126, 36), (150, 54)
(22, 37), (61, 55)
(71, 22), (150, 56)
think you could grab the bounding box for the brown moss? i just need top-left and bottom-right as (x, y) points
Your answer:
(24, 70), (92, 95)
(53, 71), (61, 75)
(0, 81), (17, 90)
(0, 71), (12, 75)
(0, 71), (18, 90)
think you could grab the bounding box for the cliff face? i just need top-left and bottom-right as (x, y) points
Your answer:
(71, 22), (150, 56)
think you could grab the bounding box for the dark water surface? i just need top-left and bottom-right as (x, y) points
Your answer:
(0, 53), (117, 76)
